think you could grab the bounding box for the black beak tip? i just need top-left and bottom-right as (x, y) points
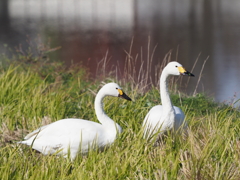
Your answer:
(119, 93), (132, 101)
(184, 71), (195, 77)
(123, 95), (132, 101)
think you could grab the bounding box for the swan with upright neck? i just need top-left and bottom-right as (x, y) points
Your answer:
(19, 83), (132, 160)
(143, 61), (194, 140)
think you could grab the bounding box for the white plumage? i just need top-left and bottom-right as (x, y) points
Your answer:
(19, 83), (131, 160)
(143, 61), (194, 140)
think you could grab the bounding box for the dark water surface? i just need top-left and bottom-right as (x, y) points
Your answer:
(0, 0), (240, 106)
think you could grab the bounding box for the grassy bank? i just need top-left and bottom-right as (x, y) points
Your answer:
(0, 52), (239, 179)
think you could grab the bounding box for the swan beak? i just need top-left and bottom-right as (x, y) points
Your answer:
(183, 71), (195, 77)
(178, 67), (195, 77)
(117, 89), (132, 101)
(119, 92), (132, 101)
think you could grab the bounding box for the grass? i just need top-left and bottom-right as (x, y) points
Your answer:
(0, 42), (240, 179)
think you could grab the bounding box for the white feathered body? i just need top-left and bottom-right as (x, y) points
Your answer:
(143, 105), (185, 138)
(20, 118), (121, 159)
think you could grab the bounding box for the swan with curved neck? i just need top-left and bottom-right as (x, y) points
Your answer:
(19, 83), (131, 160)
(143, 61), (194, 140)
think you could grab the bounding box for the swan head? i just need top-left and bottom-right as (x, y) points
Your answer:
(100, 83), (132, 101)
(165, 61), (195, 77)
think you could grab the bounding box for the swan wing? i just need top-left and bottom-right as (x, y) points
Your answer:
(173, 106), (187, 131)
(143, 105), (164, 138)
(19, 118), (106, 159)
(143, 105), (186, 138)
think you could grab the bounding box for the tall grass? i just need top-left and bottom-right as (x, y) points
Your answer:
(0, 40), (239, 179)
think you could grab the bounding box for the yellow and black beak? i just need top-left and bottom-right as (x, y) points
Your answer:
(178, 67), (195, 77)
(117, 89), (132, 101)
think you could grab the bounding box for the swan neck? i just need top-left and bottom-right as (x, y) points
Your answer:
(160, 69), (173, 110)
(94, 90), (121, 133)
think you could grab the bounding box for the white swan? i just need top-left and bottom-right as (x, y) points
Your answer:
(19, 83), (132, 160)
(143, 61), (194, 140)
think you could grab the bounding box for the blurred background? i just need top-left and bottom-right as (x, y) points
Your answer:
(0, 0), (240, 106)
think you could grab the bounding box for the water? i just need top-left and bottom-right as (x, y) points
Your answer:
(0, 0), (240, 106)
